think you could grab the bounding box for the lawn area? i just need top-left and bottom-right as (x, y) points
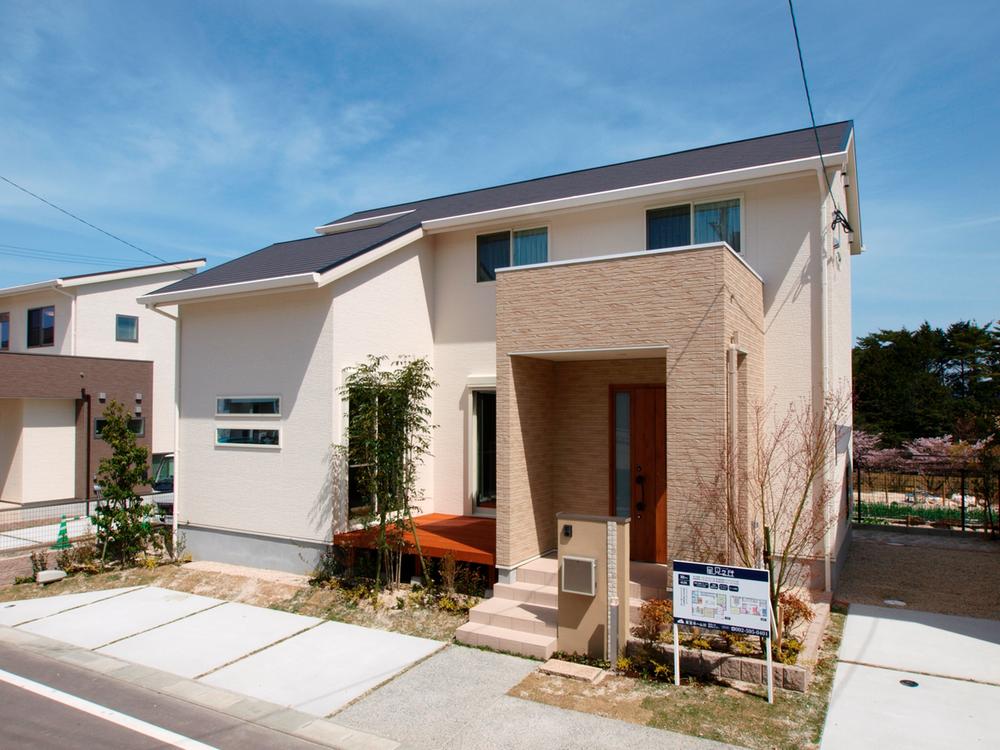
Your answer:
(0, 561), (471, 642)
(510, 608), (845, 750)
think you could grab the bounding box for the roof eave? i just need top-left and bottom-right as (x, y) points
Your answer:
(421, 151), (849, 233)
(139, 271), (321, 307)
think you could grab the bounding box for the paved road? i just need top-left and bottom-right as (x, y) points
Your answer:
(0, 642), (331, 750)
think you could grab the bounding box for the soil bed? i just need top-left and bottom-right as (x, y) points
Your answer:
(837, 526), (1000, 618)
(510, 608), (845, 750)
(0, 562), (469, 642)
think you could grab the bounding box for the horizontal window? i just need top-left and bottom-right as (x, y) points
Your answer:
(216, 397), (280, 416)
(95, 418), (145, 439)
(477, 227), (548, 282)
(0, 312), (8, 351)
(646, 198), (741, 252)
(216, 428), (280, 447)
(116, 314), (139, 342)
(27, 306), (54, 348)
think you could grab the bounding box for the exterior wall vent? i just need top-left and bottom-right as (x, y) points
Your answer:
(561, 556), (597, 597)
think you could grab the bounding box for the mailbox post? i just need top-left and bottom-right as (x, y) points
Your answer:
(555, 512), (630, 661)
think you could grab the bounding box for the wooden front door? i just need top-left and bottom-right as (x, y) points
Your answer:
(609, 385), (666, 563)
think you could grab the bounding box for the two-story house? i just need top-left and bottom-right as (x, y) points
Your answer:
(0, 260), (204, 506)
(140, 123), (861, 654)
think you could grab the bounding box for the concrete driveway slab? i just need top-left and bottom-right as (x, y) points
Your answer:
(18, 587), (221, 649)
(97, 602), (323, 678)
(839, 604), (1000, 684)
(822, 661), (996, 749)
(201, 619), (444, 716)
(338, 645), (729, 749)
(0, 587), (141, 627)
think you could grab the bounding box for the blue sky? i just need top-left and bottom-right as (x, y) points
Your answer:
(0, 0), (997, 339)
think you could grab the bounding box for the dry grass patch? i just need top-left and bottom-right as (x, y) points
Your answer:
(0, 563), (468, 642)
(511, 609), (845, 750)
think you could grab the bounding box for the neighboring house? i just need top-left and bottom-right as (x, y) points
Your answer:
(141, 123), (860, 607)
(0, 260), (205, 505)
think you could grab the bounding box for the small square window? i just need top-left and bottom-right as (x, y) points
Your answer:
(27, 306), (54, 348)
(116, 314), (139, 342)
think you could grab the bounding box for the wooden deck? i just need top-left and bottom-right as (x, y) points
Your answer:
(333, 513), (496, 567)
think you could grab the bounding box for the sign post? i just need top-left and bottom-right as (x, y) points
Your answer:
(672, 560), (773, 703)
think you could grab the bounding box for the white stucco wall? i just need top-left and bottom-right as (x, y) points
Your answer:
(73, 272), (187, 454)
(177, 288), (336, 543)
(0, 399), (24, 502)
(19, 399), (76, 502)
(330, 237), (436, 521)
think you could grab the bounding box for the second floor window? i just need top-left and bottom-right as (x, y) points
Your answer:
(27, 306), (55, 348)
(647, 198), (741, 252)
(0, 312), (8, 350)
(476, 227), (549, 282)
(116, 314), (139, 342)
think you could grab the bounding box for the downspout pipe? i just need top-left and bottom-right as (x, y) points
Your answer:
(817, 168), (833, 593)
(727, 339), (739, 564)
(52, 286), (78, 355)
(147, 303), (181, 558)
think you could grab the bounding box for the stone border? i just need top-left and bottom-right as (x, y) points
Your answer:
(0, 624), (398, 750)
(627, 638), (810, 692)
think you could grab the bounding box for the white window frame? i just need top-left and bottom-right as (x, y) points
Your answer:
(645, 193), (745, 253)
(215, 395), (282, 418)
(466, 379), (497, 516)
(214, 426), (281, 449)
(475, 224), (551, 284)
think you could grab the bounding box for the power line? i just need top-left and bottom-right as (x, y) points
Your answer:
(0, 173), (197, 276)
(786, 0), (853, 235)
(0, 242), (139, 266)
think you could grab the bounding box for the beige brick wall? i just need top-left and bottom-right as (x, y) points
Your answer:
(552, 359), (665, 517)
(496, 245), (764, 569)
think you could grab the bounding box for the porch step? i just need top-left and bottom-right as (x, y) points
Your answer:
(629, 561), (671, 601)
(517, 556), (558, 586)
(492, 582), (558, 608)
(469, 596), (557, 636)
(456, 621), (557, 660)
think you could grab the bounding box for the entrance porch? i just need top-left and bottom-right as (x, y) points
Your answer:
(494, 242), (766, 583)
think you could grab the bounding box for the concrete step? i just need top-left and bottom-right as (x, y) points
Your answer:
(468, 596), (557, 637)
(517, 557), (558, 587)
(629, 561), (670, 601)
(492, 582), (558, 608)
(629, 597), (645, 626)
(456, 621), (557, 660)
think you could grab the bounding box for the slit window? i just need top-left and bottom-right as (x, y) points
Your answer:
(216, 428), (280, 446)
(0, 312), (8, 350)
(95, 418), (145, 438)
(216, 397), (280, 416)
(474, 391), (497, 508)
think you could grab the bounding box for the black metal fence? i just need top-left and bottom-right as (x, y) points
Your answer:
(854, 468), (998, 534)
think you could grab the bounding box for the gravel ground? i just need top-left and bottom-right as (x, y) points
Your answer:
(835, 527), (1000, 619)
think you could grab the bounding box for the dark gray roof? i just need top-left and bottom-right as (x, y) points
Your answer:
(154, 121), (852, 296)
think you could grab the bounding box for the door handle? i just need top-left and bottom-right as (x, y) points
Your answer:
(635, 468), (646, 512)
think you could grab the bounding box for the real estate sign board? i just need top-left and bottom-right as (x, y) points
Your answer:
(672, 560), (770, 638)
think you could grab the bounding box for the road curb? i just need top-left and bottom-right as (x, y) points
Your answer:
(0, 624), (399, 750)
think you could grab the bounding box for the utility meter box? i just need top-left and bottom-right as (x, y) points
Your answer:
(556, 513), (630, 660)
